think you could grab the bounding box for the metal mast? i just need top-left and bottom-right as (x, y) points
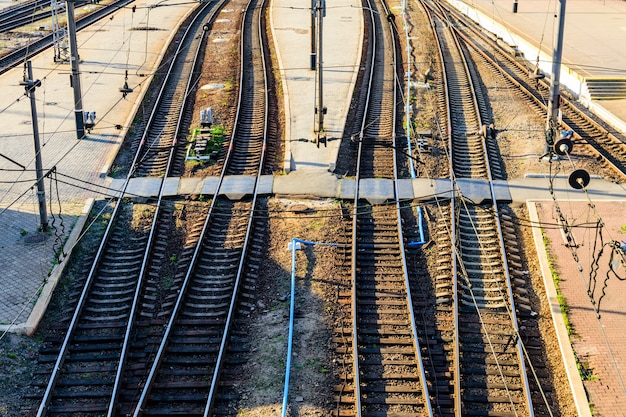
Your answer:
(51, 0), (69, 62)
(20, 61), (48, 231)
(66, 0), (86, 139)
(545, 0), (567, 155)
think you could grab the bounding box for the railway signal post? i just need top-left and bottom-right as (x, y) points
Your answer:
(313, 0), (326, 146)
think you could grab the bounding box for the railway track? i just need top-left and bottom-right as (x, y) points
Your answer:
(122, 0), (272, 414)
(420, 1), (555, 415)
(31, 2), (225, 415)
(0, 0), (51, 33)
(0, 0), (133, 75)
(434, 0), (626, 181)
(26, 0), (278, 411)
(334, 0), (432, 415)
(15, 0), (598, 414)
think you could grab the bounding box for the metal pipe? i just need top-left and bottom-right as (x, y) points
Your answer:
(281, 238), (299, 417)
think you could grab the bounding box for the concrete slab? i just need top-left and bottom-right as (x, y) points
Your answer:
(270, 0), (363, 173)
(493, 179), (512, 203)
(126, 177), (164, 198)
(200, 177), (220, 196)
(221, 175), (256, 200)
(413, 178), (446, 200)
(339, 178), (356, 200)
(257, 175), (275, 195)
(179, 177), (206, 196)
(163, 178), (180, 197)
(273, 169), (340, 198)
(397, 178), (415, 200)
(359, 178), (394, 205)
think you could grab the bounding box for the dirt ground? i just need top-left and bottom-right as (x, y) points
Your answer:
(0, 0), (623, 416)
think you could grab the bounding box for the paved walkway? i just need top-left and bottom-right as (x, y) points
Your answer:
(271, 0), (362, 173)
(0, 0), (195, 333)
(531, 201), (626, 417)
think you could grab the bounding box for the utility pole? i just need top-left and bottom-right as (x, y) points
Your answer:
(310, 0), (316, 70)
(315, 0), (326, 144)
(66, 0), (85, 139)
(20, 61), (48, 231)
(545, 0), (567, 156)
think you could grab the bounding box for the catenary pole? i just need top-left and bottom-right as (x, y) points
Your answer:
(66, 0), (85, 139)
(20, 61), (48, 231)
(545, 0), (567, 155)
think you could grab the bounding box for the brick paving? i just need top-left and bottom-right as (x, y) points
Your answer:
(0, 202), (84, 326)
(536, 200), (626, 416)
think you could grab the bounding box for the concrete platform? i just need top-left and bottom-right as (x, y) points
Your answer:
(446, 0), (626, 133)
(270, 0), (363, 173)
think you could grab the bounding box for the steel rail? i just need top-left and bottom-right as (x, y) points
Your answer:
(0, 0), (47, 22)
(426, 0), (535, 414)
(349, 0), (432, 414)
(0, 0), (89, 32)
(128, 0), (218, 177)
(350, 0), (377, 410)
(380, 0), (434, 412)
(104, 2), (217, 415)
(0, 10), (51, 33)
(423, 2), (460, 413)
(437, 2), (626, 178)
(130, 0), (270, 413)
(34, 3), (211, 415)
(0, 0), (134, 75)
(204, 0), (269, 412)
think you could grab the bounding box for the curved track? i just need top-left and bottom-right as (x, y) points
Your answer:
(116, 0), (272, 414)
(437, 0), (626, 182)
(0, 0), (54, 33)
(0, 0), (133, 75)
(420, 1), (554, 415)
(32, 3), (224, 416)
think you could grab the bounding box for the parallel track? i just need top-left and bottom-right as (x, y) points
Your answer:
(32, 3), (222, 415)
(0, 0), (56, 33)
(437, 0), (626, 181)
(334, 0), (432, 415)
(0, 0), (133, 75)
(423, 1), (539, 415)
(119, 0), (271, 414)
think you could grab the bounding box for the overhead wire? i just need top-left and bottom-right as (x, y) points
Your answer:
(543, 147), (626, 397)
(416, 4), (557, 412)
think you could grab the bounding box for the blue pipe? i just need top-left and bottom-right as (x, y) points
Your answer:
(281, 238), (298, 417)
(407, 206), (426, 247)
(282, 238), (338, 417)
